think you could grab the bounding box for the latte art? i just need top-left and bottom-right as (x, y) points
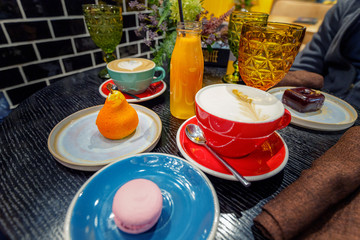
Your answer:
(196, 85), (284, 123)
(108, 58), (155, 72)
(117, 60), (143, 71)
(232, 89), (270, 122)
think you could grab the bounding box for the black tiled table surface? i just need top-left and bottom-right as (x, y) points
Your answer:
(1, 67), (359, 240)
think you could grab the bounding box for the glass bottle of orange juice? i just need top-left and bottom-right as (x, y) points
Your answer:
(170, 21), (204, 119)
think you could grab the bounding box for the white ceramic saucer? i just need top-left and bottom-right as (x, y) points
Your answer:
(268, 87), (358, 131)
(48, 104), (162, 171)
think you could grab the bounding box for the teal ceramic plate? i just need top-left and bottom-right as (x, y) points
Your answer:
(64, 153), (219, 240)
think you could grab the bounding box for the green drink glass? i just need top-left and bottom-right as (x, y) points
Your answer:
(222, 11), (268, 84)
(83, 4), (123, 79)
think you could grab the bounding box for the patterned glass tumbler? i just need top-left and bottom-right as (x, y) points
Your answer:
(238, 22), (306, 90)
(222, 11), (269, 84)
(83, 4), (123, 79)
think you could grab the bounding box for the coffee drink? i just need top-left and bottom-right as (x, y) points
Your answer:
(195, 84), (290, 158)
(107, 58), (155, 73)
(196, 84), (284, 123)
(107, 58), (166, 94)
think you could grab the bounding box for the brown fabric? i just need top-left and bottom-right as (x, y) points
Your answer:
(254, 126), (360, 240)
(276, 71), (324, 89)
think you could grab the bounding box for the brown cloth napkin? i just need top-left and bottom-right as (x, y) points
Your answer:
(254, 126), (360, 240)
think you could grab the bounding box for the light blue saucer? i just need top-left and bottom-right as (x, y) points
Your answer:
(64, 153), (219, 240)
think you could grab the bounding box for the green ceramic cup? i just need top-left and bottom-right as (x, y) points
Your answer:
(107, 58), (166, 94)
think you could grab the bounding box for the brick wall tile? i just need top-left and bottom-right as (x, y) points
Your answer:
(119, 43), (138, 58)
(128, 29), (144, 42)
(101, 0), (123, 7)
(120, 31), (127, 44)
(123, 14), (136, 28)
(0, 27), (8, 45)
(0, 0), (158, 109)
(63, 54), (92, 72)
(5, 21), (52, 43)
(37, 40), (74, 59)
(140, 41), (155, 54)
(51, 19), (86, 38)
(0, 0), (22, 19)
(0, 68), (24, 88)
(94, 51), (105, 65)
(20, 0), (63, 18)
(74, 37), (98, 52)
(23, 60), (62, 81)
(65, 0), (96, 16)
(0, 45), (37, 68)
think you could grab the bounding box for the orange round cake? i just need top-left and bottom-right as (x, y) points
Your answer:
(96, 90), (139, 139)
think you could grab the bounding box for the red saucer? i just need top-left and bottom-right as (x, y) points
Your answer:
(176, 116), (288, 181)
(99, 79), (166, 102)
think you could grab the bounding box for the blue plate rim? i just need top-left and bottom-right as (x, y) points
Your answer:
(64, 152), (220, 240)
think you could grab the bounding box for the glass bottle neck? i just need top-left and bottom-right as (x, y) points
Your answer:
(176, 21), (202, 36)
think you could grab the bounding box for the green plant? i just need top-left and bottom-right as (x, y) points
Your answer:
(129, 0), (233, 66)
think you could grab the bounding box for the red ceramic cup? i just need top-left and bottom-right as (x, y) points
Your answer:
(195, 84), (291, 158)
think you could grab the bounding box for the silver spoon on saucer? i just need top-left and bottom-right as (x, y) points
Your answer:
(185, 124), (251, 187)
(106, 83), (141, 100)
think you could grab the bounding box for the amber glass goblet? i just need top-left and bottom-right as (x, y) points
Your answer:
(238, 22), (306, 90)
(222, 11), (269, 84)
(83, 4), (123, 79)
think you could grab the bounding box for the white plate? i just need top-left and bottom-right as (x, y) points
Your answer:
(48, 105), (162, 171)
(268, 87), (358, 131)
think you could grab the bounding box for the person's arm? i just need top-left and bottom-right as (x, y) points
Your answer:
(276, 70), (324, 89)
(276, 1), (346, 88)
(292, 1), (343, 73)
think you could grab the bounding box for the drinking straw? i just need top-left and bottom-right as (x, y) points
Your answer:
(178, 0), (184, 22)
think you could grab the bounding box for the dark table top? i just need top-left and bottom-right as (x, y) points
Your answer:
(1, 67), (359, 240)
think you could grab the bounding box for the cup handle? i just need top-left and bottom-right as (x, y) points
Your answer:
(152, 66), (166, 83)
(277, 109), (292, 130)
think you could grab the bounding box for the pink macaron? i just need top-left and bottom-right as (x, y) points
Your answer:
(112, 179), (163, 234)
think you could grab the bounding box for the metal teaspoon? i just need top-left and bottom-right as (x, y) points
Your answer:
(185, 124), (251, 187)
(106, 83), (141, 100)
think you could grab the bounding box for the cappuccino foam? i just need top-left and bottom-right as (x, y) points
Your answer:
(196, 85), (284, 123)
(108, 58), (155, 73)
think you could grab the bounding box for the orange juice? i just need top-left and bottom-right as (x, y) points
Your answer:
(170, 22), (204, 119)
(202, 0), (234, 18)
